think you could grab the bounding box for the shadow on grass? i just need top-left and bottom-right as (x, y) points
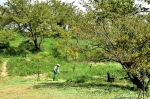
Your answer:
(33, 80), (136, 91)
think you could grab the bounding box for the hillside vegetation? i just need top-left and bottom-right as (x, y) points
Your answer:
(0, 0), (150, 98)
(0, 35), (150, 99)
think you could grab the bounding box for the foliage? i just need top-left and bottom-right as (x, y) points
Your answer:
(0, 30), (17, 50)
(0, 0), (150, 97)
(1, 0), (76, 51)
(52, 37), (79, 61)
(3, 36), (33, 56)
(6, 0), (54, 50)
(81, 0), (150, 91)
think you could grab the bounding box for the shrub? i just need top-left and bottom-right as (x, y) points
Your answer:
(0, 42), (9, 49)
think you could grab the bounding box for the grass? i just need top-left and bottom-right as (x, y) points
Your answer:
(0, 76), (145, 99)
(6, 57), (125, 82)
(0, 35), (150, 99)
(1, 61), (150, 99)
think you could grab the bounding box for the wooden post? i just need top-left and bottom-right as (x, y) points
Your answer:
(73, 64), (76, 72)
(90, 64), (92, 69)
(107, 72), (115, 83)
(107, 72), (110, 82)
(35, 55), (41, 81)
(37, 65), (40, 81)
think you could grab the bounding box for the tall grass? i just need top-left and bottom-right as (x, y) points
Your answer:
(7, 55), (125, 83)
(65, 62), (126, 83)
(6, 55), (74, 77)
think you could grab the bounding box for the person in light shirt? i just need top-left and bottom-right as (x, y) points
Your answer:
(53, 64), (60, 81)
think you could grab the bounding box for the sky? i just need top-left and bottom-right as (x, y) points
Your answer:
(0, 0), (7, 4)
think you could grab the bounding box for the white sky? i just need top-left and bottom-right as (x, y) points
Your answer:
(61, 0), (86, 10)
(0, 0), (7, 4)
(134, 0), (150, 8)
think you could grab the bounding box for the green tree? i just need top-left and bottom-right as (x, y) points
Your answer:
(1, 0), (63, 51)
(82, 0), (150, 91)
(1, 0), (78, 52)
(49, 0), (80, 60)
(0, 5), (17, 49)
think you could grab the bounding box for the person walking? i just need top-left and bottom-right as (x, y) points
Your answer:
(53, 64), (60, 81)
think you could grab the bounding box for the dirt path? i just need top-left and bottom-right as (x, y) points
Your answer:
(1, 61), (8, 77)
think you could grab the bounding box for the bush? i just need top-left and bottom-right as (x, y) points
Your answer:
(0, 42), (9, 49)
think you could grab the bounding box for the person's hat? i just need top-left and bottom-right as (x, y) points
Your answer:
(57, 64), (60, 67)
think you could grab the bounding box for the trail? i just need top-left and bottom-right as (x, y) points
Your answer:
(1, 61), (8, 77)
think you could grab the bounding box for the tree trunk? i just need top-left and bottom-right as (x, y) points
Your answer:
(122, 63), (148, 91)
(130, 74), (145, 90)
(128, 71), (150, 91)
(33, 38), (40, 51)
(30, 31), (41, 51)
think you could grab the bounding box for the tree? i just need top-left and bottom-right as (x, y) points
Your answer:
(0, 5), (17, 49)
(2, 0), (68, 51)
(82, 0), (150, 91)
(1, 0), (78, 51)
(48, 0), (81, 60)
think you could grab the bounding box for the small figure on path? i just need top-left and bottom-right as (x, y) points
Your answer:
(53, 64), (60, 81)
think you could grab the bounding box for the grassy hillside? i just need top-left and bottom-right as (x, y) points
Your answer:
(0, 35), (150, 99)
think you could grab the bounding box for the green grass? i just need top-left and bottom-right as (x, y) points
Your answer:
(3, 55), (150, 98)
(0, 35), (150, 99)
(6, 56), (125, 81)
(0, 76), (149, 99)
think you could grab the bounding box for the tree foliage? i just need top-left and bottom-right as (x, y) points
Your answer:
(1, 0), (76, 51)
(1, 0), (53, 50)
(0, 0), (150, 92)
(81, 0), (150, 91)
(0, 30), (17, 49)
